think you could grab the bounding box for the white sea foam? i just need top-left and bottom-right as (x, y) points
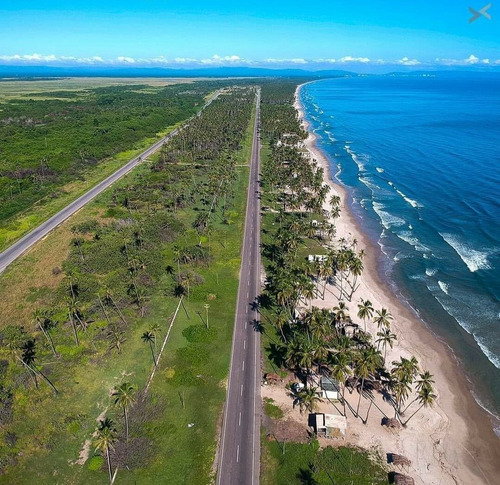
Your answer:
(373, 202), (406, 229)
(395, 188), (422, 208)
(440, 233), (492, 272)
(359, 177), (381, 192)
(476, 340), (500, 370)
(433, 293), (500, 370)
(425, 267), (438, 276)
(393, 251), (410, 262)
(438, 280), (450, 295)
(376, 167), (384, 173)
(345, 145), (367, 171)
(396, 230), (430, 252)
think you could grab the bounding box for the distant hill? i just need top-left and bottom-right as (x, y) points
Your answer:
(0, 65), (356, 79)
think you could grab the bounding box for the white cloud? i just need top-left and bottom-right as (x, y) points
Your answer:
(200, 54), (243, 65)
(264, 58), (308, 64)
(174, 57), (198, 64)
(116, 56), (136, 64)
(465, 54), (479, 64)
(397, 57), (421, 66)
(339, 56), (370, 63)
(1, 52), (499, 69)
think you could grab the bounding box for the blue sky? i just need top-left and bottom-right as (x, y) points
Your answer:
(1, 1), (499, 70)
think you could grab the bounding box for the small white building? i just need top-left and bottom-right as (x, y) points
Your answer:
(307, 254), (328, 263)
(319, 376), (340, 400)
(312, 413), (347, 438)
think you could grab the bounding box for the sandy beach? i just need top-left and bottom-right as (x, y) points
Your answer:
(287, 82), (500, 484)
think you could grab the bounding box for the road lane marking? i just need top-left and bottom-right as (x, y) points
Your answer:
(240, 384), (243, 396)
(236, 445), (240, 463)
(239, 412), (242, 426)
(242, 360), (245, 371)
(245, 321), (248, 329)
(244, 340), (247, 349)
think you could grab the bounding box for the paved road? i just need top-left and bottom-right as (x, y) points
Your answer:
(217, 90), (261, 485)
(0, 91), (221, 274)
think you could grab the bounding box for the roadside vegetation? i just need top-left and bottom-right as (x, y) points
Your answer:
(0, 85), (256, 483)
(0, 80), (231, 250)
(261, 439), (387, 484)
(258, 81), (435, 481)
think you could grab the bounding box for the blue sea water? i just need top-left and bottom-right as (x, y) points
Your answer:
(301, 73), (500, 428)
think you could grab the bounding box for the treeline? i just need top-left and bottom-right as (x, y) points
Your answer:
(0, 86), (255, 478)
(0, 81), (230, 222)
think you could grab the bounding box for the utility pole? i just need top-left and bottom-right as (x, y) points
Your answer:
(204, 303), (210, 329)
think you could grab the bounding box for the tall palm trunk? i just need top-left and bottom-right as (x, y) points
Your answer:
(402, 404), (424, 426)
(124, 406), (129, 442)
(38, 321), (57, 356)
(149, 341), (157, 367)
(106, 448), (113, 484)
(356, 376), (365, 417)
(68, 311), (80, 346)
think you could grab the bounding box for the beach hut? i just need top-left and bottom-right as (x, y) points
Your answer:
(319, 376), (340, 399)
(393, 473), (415, 485)
(311, 413), (346, 438)
(264, 373), (282, 385)
(389, 453), (411, 469)
(382, 417), (402, 429)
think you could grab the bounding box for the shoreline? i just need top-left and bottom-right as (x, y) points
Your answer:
(294, 82), (500, 484)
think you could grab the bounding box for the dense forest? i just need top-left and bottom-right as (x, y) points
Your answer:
(0, 81), (228, 222)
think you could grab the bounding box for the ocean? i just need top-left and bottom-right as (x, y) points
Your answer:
(300, 73), (500, 431)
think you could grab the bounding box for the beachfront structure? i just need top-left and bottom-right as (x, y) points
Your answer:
(311, 413), (346, 438)
(319, 376), (340, 399)
(307, 254), (328, 263)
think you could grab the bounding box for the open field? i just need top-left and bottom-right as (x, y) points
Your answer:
(0, 77), (204, 101)
(0, 87), (255, 482)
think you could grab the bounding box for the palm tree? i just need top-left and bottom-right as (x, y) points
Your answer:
(19, 339), (58, 393)
(32, 309), (58, 356)
(402, 386), (436, 426)
(150, 323), (162, 354)
(391, 378), (411, 419)
(348, 257), (363, 300)
(354, 347), (382, 418)
(293, 386), (323, 414)
(376, 328), (397, 361)
(333, 301), (349, 327)
(94, 417), (118, 484)
(112, 382), (136, 442)
(416, 370), (434, 392)
(374, 308), (393, 331)
(401, 370), (435, 414)
(357, 299), (374, 333)
(330, 353), (351, 416)
(142, 331), (157, 367)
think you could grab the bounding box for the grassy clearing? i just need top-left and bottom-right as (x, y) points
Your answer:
(264, 398), (284, 419)
(0, 78), (197, 102)
(261, 438), (388, 485)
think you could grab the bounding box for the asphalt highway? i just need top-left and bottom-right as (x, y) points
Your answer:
(217, 89), (262, 485)
(0, 91), (221, 274)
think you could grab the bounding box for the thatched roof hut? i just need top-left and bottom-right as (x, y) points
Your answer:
(382, 417), (401, 429)
(391, 454), (411, 467)
(393, 472), (415, 485)
(264, 373), (282, 384)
